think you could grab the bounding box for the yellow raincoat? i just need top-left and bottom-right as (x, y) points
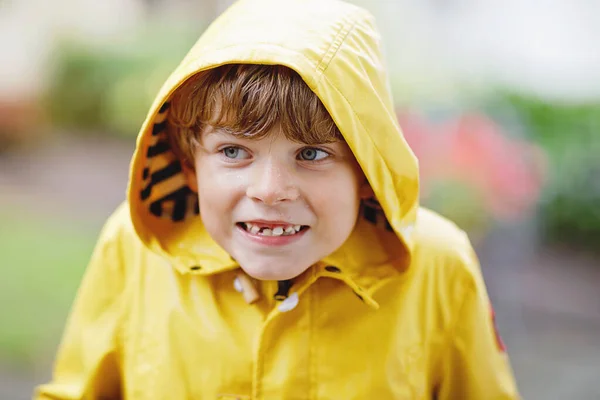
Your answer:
(36, 0), (519, 398)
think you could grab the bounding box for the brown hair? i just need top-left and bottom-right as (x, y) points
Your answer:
(167, 64), (343, 166)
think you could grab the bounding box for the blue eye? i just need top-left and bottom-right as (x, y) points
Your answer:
(222, 146), (249, 159)
(299, 148), (329, 161)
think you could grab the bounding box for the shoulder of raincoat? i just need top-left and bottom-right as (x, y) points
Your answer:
(35, 0), (519, 398)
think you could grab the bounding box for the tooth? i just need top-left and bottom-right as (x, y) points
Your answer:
(284, 226), (295, 234)
(272, 227), (284, 236)
(294, 225), (302, 232)
(261, 228), (273, 236)
(250, 225), (260, 234)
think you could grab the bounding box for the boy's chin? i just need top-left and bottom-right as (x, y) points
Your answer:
(238, 261), (311, 281)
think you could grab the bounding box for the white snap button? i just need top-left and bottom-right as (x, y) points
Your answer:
(233, 277), (243, 293)
(277, 292), (299, 312)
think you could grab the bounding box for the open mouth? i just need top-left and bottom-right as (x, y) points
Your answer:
(237, 222), (309, 237)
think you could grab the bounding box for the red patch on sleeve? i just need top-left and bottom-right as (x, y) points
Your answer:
(491, 306), (506, 352)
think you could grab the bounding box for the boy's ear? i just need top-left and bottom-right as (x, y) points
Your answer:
(183, 163), (199, 192)
(359, 179), (375, 199)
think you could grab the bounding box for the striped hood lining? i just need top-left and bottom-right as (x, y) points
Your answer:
(139, 102), (198, 223)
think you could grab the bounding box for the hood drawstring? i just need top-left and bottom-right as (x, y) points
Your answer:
(235, 273), (260, 304)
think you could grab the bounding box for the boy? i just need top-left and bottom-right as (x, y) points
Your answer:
(36, 0), (520, 398)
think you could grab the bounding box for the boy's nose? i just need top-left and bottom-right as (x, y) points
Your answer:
(246, 161), (300, 205)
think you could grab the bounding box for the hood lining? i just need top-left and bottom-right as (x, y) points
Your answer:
(139, 102), (200, 223)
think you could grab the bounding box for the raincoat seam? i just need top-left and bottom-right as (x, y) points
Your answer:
(315, 13), (360, 76)
(179, 43), (320, 74)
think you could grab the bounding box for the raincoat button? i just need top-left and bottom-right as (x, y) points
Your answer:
(277, 292), (299, 312)
(325, 265), (341, 273)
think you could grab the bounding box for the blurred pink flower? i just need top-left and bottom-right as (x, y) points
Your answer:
(399, 111), (546, 221)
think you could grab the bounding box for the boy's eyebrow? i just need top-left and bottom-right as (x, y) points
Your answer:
(203, 127), (345, 146)
(202, 129), (261, 143)
(204, 127), (257, 140)
(203, 128), (236, 138)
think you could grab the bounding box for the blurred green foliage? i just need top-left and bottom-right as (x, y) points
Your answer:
(0, 211), (97, 370)
(424, 179), (491, 241)
(46, 23), (203, 136)
(497, 94), (600, 250)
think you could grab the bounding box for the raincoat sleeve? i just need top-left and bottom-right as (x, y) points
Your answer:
(35, 208), (129, 400)
(436, 236), (520, 400)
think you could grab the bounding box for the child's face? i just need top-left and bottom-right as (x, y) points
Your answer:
(190, 126), (370, 280)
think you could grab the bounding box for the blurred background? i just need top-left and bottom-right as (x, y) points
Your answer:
(1, 0), (599, 398)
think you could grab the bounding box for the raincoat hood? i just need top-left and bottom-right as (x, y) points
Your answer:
(128, 0), (420, 277)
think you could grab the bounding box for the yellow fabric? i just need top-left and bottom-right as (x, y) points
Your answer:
(36, 0), (519, 398)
